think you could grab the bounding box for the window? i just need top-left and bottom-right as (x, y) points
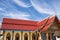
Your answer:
(32, 34), (36, 40)
(6, 33), (11, 40)
(15, 33), (19, 40)
(24, 33), (28, 40)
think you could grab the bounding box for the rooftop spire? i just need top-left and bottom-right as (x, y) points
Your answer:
(52, 5), (57, 16)
(54, 10), (57, 16)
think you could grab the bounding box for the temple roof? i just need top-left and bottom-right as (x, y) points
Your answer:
(40, 16), (60, 32)
(1, 16), (60, 31)
(1, 18), (38, 31)
(2, 18), (37, 26)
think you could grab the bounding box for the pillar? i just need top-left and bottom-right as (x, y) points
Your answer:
(28, 32), (29, 40)
(12, 31), (14, 40)
(35, 31), (38, 40)
(21, 32), (23, 40)
(50, 33), (52, 40)
(29, 32), (32, 40)
(46, 33), (49, 40)
(38, 33), (42, 40)
(3, 31), (5, 40)
(11, 32), (13, 40)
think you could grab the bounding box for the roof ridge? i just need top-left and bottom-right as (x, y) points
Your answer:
(40, 16), (59, 32)
(40, 17), (50, 32)
(36, 16), (50, 32)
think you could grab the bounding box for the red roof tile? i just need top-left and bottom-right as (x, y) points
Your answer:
(36, 17), (49, 30)
(54, 16), (60, 26)
(2, 24), (37, 30)
(2, 18), (38, 26)
(1, 16), (60, 31)
(41, 16), (60, 32)
(2, 18), (38, 30)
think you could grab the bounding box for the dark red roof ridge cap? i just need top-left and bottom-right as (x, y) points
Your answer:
(50, 15), (58, 19)
(51, 15), (59, 22)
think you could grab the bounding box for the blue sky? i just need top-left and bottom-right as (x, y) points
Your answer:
(0, 0), (60, 25)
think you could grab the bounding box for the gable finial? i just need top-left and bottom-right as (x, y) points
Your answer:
(53, 6), (57, 17)
(54, 10), (57, 16)
(51, 5), (57, 16)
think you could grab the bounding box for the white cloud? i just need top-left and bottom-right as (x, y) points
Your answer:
(52, 1), (60, 15)
(0, 8), (5, 11)
(30, 0), (55, 15)
(30, 0), (60, 16)
(13, 0), (32, 8)
(0, 8), (3, 11)
(3, 12), (30, 20)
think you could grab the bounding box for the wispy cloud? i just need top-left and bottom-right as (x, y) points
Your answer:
(13, 0), (32, 8)
(0, 0), (60, 22)
(0, 8), (5, 11)
(30, 0), (54, 15)
(0, 0), (31, 20)
(3, 12), (30, 20)
(52, 0), (60, 15)
(30, 0), (60, 16)
(0, 8), (3, 11)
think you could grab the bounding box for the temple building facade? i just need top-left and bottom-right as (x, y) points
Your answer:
(0, 16), (60, 40)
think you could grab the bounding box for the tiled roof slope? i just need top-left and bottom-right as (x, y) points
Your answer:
(2, 18), (38, 31)
(1, 16), (60, 31)
(41, 16), (60, 32)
